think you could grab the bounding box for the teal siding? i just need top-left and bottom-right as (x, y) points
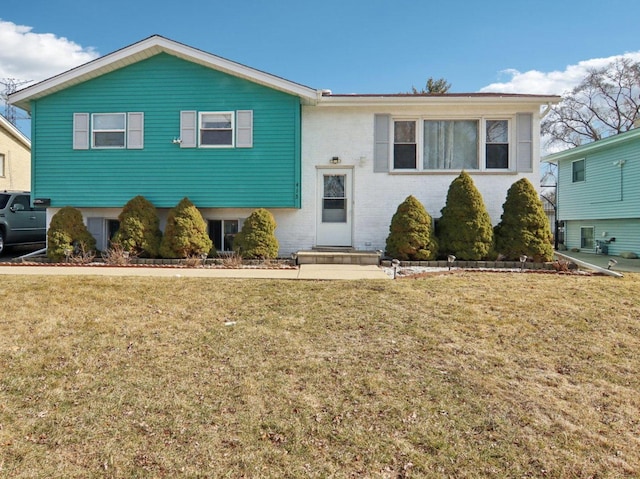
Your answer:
(31, 53), (302, 208)
(557, 139), (640, 220)
(564, 219), (640, 256)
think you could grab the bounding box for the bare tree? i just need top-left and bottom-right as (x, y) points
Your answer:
(409, 77), (451, 94)
(542, 58), (640, 149)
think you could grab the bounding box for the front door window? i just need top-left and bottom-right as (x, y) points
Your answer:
(322, 175), (347, 223)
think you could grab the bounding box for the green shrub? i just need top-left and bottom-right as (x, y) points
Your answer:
(494, 178), (554, 262)
(438, 171), (494, 260)
(47, 206), (97, 261)
(112, 195), (162, 257)
(159, 197), (213, 258)
(385, 195), (438, 260)
(233, 209), (279, 259)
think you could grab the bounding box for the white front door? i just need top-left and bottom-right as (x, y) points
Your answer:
(316, 168), (353, 246)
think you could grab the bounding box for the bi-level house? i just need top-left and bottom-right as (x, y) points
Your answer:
(543, 127), (640, 256)
(10, 36), (559, 256)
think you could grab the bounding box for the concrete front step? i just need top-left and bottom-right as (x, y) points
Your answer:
(295, 250), (381, 265)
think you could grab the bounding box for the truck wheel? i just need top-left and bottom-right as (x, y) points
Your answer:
(0, 230), (4, 255)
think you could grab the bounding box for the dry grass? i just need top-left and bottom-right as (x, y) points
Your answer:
(1, 272), (639, 478)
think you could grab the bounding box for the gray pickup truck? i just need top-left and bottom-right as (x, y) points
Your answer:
(0, 191), (46, 254)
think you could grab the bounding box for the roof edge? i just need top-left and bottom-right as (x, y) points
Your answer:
(316, 93), (561, 107)
(543, 127), (640, 162)
(9, 35), (320, 111)
(0, 114), (31, 149)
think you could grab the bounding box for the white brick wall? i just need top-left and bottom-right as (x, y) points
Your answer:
(299, 104), (542, 254)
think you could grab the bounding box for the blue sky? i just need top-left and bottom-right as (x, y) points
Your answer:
(3, 0), (640, 96)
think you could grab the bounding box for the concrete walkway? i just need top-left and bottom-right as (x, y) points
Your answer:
(554, 251), (640, 274)
(0, 263), (391, 280)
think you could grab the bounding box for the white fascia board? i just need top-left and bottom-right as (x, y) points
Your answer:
(0, 114), (31, 149)
(9, 35), (319, 111)
(542, 128), (640, 163)
(316, 94), (561, 108)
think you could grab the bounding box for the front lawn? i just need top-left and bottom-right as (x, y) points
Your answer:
(1, 273), (638, 477)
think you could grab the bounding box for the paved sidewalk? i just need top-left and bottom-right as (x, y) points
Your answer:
(555, 251), (640, 274)
(0, 263), (390, 280)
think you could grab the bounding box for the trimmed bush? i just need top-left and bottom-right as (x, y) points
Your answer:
(494, 178), (554, 262)
(112, 195), (162, 257)
(233, 208), (279, 259)
(385, 195), (438, 261)
(159, 197), (213, 258)
(47, 206), (97, 261)
(438, 171), (494, 260)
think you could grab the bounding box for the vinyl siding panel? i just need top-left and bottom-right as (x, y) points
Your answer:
(557, 139), (640, 220)
(564, 218), (640, 256)
(31, 53), (301, 208)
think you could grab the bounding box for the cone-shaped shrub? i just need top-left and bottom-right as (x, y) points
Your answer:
(438, 171), (494, 260)
(385, 195), (438, 260)
(47, 206), (97, 261)
(159, 197), (213, 258)
(233, 208), (279, 259)
(494, 178), (554, 262)
(112, 195), (162, 257)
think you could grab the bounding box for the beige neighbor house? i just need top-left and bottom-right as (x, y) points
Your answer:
(0, 114), (31, 191)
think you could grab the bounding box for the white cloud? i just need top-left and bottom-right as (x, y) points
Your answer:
(480, 51), (640, 95)
(0, 19), (99, 86)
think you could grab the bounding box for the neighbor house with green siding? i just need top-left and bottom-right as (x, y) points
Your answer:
(10, 35), (559, 256)
(544, 127), (640, 257)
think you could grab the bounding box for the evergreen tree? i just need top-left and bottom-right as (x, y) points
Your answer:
(159, 197), (213, 258)
(494, 178), (554, 262)
(409, 77), (452, 94)
(112, 195), (162, 257)
(47, 206), (97, 261)
(233, 208), (279, 259)
(438, 171), (493, 260)
(385, 195), (438, 260)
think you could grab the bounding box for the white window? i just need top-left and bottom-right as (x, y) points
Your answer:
(485, 120), (509, 169)
(423, 120), (478, 170)
(393, 120), (417, 169)
(0, 153), (5, 177)
(92, 113), (126, 148)
(200, 112), (234, 147)
(390, 117), (512, 171)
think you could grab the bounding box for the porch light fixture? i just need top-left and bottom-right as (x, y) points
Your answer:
(607, 259), (618, 270)
(447, 255), (456, 271)
(519, 255), (528, 271)
(330, 156), (341, 164)
(391, 258), (400, 279)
